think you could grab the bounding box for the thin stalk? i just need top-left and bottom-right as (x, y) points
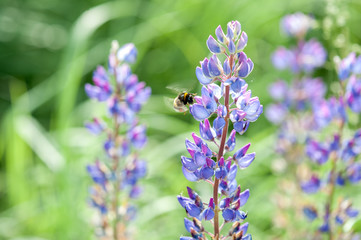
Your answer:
(325, 82), (345, 240)
(326, 120), (345, 240)
(213, 55), (233, 240)
(213, 85), (230, 239)
(112, 67), (122, 240)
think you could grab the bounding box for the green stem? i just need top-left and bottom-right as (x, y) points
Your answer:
(326, 82), (345, 240)
(112, 67), (122, 240)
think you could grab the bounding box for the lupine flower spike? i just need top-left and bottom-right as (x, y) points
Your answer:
(300, 54), (361, 239)
(85, 41), (151, 239)
(178, 21), (262, 240)
(265, 12), (328, 235)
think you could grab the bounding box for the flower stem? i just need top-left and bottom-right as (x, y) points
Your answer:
(326, 82), (345, 240)
(213, 54), (233, 240)
(213, 84), (231, 239)
(112, 68), (122, 240)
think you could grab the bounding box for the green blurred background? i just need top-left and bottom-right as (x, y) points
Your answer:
(1, 0), (361, 239)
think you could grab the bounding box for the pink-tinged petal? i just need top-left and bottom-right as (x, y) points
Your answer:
(233, 143), (251, 160)
(301, 175), (321, 194)
(202, 207), (215, 220)
(226, 129), (236, 152)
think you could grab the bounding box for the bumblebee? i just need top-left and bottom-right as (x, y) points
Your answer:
(173, 92), (195, 112)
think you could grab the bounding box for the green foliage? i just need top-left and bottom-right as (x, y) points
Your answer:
(1, 0), (361, 239)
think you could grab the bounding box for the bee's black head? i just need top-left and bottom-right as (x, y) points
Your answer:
(186, 94), (194, 104)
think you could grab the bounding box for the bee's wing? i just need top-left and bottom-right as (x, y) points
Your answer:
(166, 84), (189, 94)
(163, 97), (176, 111)
(163, 96), (188, 113)
(166, 81), (198, 94)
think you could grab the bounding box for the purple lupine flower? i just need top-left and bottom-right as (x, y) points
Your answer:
(225, 130), (237, 152)
(127, 125), (147, 149)
(85, 118), (106, 135)
(301, 51), (361, 236)
(178, 21), (260, 240)
(126, 82), (151, 112)
(319, 222), (330, 233)
(305, 139), (329, 165)
(181, 135), (215, 182)
(347, 163), (361, 183)
(271, 39), (326, 74)
(341, 132), (361, 162)
(272, 47), (296, 70)
(303, 77), (327, 100)
(332, 200), (359, 229)
(87, 161), (108, 188)
(85, 41), (150, 239)
(199, 119), (216, 141)
(297, 39), (327, 73)
(267, 14), (327, 162)
(124, 158), (147, 186)
(312, 96), (347, 129)
(338, 52), (356, 81)
(265, 103), (288, 124)
(201, 198), (215, 220)
(345, 75), (361, 113)
(189, 86), (218, 121)
(236, 95), (263, 122)
(303, 206), (318, 221)
(353, 55), (361, 74)
(207, 35), (222, 54)
(346, 207), (359, 218)
(117, 43), (137, 64)
(236, 52), (254, 78)
(268, 12), (361, 238)
(265, 78), (328, 152)
(281, 12), (314, 38)
(85, 66), (113, 101)
(178, 187), (205, 220)
(301, 175), (321, 194)
(269, 80), (289, 101)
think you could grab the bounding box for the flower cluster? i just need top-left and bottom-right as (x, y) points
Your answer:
(299, 54), (361, 238)
(337, 53), (361, 113)
(266, 12), (327, 156)
(272, 12), (326, 74)
(85, 41), (151, 239)
(267, 12), (361, 239)
(178, 21), (262, 240)
(264, 13), (331, 236)
(281, 12), (315, 39)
